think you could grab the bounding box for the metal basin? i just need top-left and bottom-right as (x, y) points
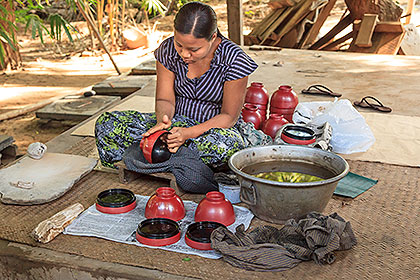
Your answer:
(228, 145), (349, 224)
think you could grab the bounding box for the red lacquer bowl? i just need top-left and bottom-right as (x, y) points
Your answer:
(145, 187), (185, 221)
(140, 130), (171, 164)
(194, 191), (235, 226)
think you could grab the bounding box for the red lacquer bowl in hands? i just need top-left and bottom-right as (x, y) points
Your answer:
(140, 130), (171, 164)
(145, 187), (185, 221)
(194, 191), (235, 226)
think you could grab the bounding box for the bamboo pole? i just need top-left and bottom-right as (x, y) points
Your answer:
(115, 0), (120, 45)
(75, 0), (121, 75)
(98, 0), (104, 35)
(82, 0), (96, 49)
(122, 0), (126, 32)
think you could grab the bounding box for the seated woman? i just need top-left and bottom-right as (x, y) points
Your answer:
(95, 2), (258, 176)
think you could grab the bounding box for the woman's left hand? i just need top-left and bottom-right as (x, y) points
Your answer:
(166, 127), (189, 153)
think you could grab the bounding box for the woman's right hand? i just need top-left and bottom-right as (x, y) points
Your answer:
(143, 114), (172, 137)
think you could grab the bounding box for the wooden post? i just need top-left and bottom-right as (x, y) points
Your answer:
(405, 0), (415, 24)
(227, 0), (243, 45)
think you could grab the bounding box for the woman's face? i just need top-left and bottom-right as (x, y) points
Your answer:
(173, 31), (216, 64)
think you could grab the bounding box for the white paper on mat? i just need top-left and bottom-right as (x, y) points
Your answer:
(64, 195), (254, 259)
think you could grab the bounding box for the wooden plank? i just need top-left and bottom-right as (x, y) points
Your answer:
(259, 8), (290, 43)
(300, 0), (338, 48)
(309, 13), (353, 49)
(353, 21), (405, 33)
(355, 14), (378, 47)
(256, 9), (285, 41)
(227, 0), (243, 45)
(32, 203), (85, 243)
(273, 0), (315, 45)
(349, 30), (405, 54)
(321, 30), (355, 50)
(249, 8), (277, 37)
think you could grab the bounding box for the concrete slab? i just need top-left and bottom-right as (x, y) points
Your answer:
(0, 135), (14, 152)
(36, 95), (121, 121)
(130, 58), (156, 75)
(0, 153), (97, 205)
(92, 75), (153, 97)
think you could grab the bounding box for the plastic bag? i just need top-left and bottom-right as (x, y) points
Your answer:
(292, 99), (375, 154)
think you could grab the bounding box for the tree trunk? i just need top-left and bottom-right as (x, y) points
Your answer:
(345, 0), (403, 21)
(0, 0), (22, 71)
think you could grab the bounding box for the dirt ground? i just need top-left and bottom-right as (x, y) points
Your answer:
(0, 0), (417, 157)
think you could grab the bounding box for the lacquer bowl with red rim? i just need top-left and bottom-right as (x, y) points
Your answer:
(194, 191), (236, 226)
(281, 125), (316, 145)
(185, 221), (226, 250)
(145, 187), (185, 221)
(136, 218), (180, 247)
(96, 188), (137, 214)
(140, 130), (171, 164)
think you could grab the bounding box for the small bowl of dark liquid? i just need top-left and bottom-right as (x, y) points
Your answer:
(136, 218), (180, 246)
(281, 125), (316, 145)
(96, 188), (136, 214)
(185, 221), (226, 250)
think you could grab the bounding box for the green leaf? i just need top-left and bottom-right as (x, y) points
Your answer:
(0, 28), (17, 51)
(0, 43), (5, 68)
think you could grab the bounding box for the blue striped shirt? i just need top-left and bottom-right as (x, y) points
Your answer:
(154, 36), (258, 123)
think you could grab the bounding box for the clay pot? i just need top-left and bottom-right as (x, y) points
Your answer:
(145, 187), (185, 221)
(242, 103), (263, 129)
(245, 82), (269, 105)
(270, 85), (298, 122)
(262, 113), (289, 139)
(195, 191), (235, 226)
(122, 28), (148, 49)
(140, 130), (171, 164)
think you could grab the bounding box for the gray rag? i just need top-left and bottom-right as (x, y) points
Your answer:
(123, 142), (218, 193)
(210, 212), (357, 272)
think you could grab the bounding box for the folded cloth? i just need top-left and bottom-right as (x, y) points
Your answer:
(211, 212), (357, 272)
(123, 142), (218, 193)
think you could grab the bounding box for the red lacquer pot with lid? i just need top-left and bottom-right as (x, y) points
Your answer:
(245, 82), (269, 105)
(245, 82), (269, 121)
(270, 85), (298, 122)
(241, 103), (263, 129)
(145, 187), (185, 221)
(262, 113), (289, 139)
